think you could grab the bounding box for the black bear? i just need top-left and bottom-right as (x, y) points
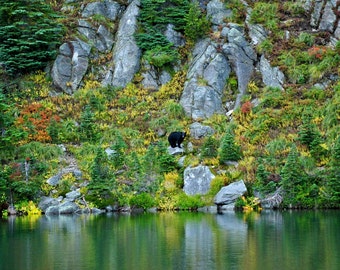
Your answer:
(168, 132), (186, 148)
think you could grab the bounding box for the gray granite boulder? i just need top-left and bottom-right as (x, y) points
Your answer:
(207, 0), (232, 26)
(259, 55), (285, 90)
(81, 0), (123, 21)
(164, 24), (185, 47)
(189, 122), (215, 139)
(65, 190), (81, 202)
(168, 146), (185, 155)
(38, 196), (60, 212)
(183, 165), (215, 195)
(51, 40), (91, 94)
(180, 39), (230, 119)
(214, 179), (247, 205)
(78, 20), (114, 52)
(45, 205), (60, 215)
(103, 0), (141, 88)
(223, 26), (257, 109)
(59, 201), (80, 214)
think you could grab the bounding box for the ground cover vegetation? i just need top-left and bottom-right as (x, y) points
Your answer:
(0, 0), (339, 216)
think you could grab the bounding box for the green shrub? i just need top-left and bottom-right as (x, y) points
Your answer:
(144, 45), (179, 68)
(184, 1), (210, 42)
(11, 181), (41, 202)
(250, 2), (279, 32)
(283, 1), (305, 16)
(261, 87), (285, 108)
(225, 0), (247, 23)
(163, 100), (185, 119)
(257, 39), (274, 54)
(175, 193), (204, 209)
(296, 32), (315, 46)
(209, 176), (227, 195)
(129, 193), (155, 210)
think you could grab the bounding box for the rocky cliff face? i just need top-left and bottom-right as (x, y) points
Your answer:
(51, 0), (340, 117)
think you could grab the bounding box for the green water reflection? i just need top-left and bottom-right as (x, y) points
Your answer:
(0, 210), (339, 270)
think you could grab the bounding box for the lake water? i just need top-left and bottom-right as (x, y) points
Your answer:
(0, 210), (339, 270)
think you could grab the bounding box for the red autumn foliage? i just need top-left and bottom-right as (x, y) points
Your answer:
(307, 46), (327, 60)
(241, 101), (253, 114)
(16, 102), (61, 143)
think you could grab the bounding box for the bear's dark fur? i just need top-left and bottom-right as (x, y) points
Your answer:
(168, 132), (186, 148)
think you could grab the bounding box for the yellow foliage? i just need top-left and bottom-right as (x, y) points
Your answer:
(247, 81), (259, 94)
(155, 71), (186, 101)
(82, 79), (101, 92)
(23, 71), (50, 99)
(163, 172), (180, 192)
(17, 201), (42, 216)
(62, 172), (76, 183)
(202, 157), (220, 166)
(157, 196), (177, 211)
(238, 156), (256, 182)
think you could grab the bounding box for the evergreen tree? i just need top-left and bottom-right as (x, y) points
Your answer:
(143, 144), (157, 174)
(136, 0), (189, 67)
(218, 131), (242, 164)
(87, 147), (115, 207)
(254, 163), (277, 194)
(0, 91), (26, 158)
(184, 1), (210, 42)
(47, 118), (60, 144)
(298, 114), (320, 148)
(200, 136), (219, 159)
(109, 130), (128, 170)
(0, 0), (64, 76)
(143, 142), (176, 175)
(156, 141), (177, 174)
(298, 114), (327, 160)
(280, 144), (305, 205)
(327, 136), (340, 206)
(79, 106), (98, 142)
(90, 147), (108, 184)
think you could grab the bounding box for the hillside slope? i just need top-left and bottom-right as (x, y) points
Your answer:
(0, 0), (339, 214)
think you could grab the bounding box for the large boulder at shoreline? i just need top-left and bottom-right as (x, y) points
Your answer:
(38, 196), (60, 213)
(59, 201), (80, 214)
(65, 190), (81, 202)
(45, 201), (80, 215)
(45, 205), (60, 215)
(214, 180), (247, 205)
(183, 165), (215, 195)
